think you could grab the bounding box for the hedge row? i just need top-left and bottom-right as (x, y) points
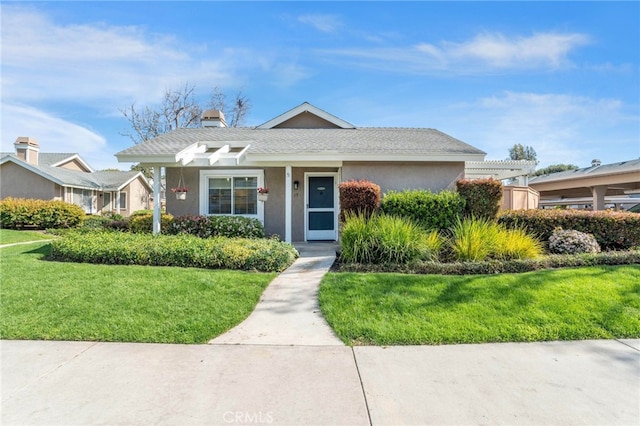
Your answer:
(49, 231), (298, 272)
(0, 197), (85, 229)
(338, 250), (640, 275)
(498, 209), (640, 250)
(165, 215), (265, 239)
(380, 189), (465, 231)
(456, 178), (503, 221)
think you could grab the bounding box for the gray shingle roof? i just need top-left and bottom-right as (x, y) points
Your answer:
(116, 127), (486, 158)
(38, 153), (78, 166)
(1, 154), (145, 190)
(530, 158), (640, 184)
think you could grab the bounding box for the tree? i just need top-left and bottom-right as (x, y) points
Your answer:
(508, 144), (538, 164)
(533, 164), (578, 176)
(120, 83), (250, 145)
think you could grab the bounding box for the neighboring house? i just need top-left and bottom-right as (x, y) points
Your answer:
(1, 137), (152, 216)
(116, 102), (491, 242)
(529, 158), (640, 211)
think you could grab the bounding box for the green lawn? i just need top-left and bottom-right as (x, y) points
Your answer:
(0, 242), (275, 343)
(0, 229), (55, 245)
(320, 266), (640, 345)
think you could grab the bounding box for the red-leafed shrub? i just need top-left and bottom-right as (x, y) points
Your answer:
(498, 209), (640, 251)
(456, 178), (503, 221)
(339, 179), (381, 220)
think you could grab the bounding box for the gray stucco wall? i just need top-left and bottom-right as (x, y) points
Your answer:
(341, 161), (465, 193)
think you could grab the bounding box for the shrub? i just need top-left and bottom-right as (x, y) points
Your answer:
(165, 215), (265, 239)
(498, 209), (640, 250)
(49, 231), (298, 272)
(456, 178), (503, 221)
(0, 197), (84, 229)
(340, 213), (435, 264)
(80, 215), (113, 230)
(548, 228), (601, 255)
(381, 189), (465, 231)
(129, 213), (174, 233)
(130, 209), (154, 217)
(339, 179), (381, 220)
(493, 227), (544, 260)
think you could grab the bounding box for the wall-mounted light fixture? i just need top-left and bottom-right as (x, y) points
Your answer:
(293, 180), (299, 190)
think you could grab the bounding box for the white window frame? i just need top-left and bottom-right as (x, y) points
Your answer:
(199, 169), (265, 223)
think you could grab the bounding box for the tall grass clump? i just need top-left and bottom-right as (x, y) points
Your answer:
(448, 217), (542, 262)
(341, 213), (438, 264)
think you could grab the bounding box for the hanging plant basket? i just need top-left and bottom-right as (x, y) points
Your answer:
(171, 168), (188, 201)
(175, 192), (187, 201)
(258, 193), (269, 202)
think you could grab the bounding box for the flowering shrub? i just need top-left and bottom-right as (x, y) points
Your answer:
(498, 209), (640, 250)
(165, 215), (265, 239)
(548, 228), (601, 255)
(49, 231), (297, 272)
(0, 197), (84, 229)
(339, 179), (381, 220)
(381, 189), (465, 231)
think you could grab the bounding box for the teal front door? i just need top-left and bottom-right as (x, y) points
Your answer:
(306, 175), (337, 241)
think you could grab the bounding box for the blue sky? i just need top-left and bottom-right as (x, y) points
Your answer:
(2, 1), (638, 171)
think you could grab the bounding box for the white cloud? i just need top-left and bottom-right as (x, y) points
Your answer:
(0, 103), (121, 170)
(449, 92), (637, 168)
(321, 31), (590, 74)
(298, 14), (343, 33)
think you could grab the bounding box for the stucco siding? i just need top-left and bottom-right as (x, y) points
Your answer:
(0, 162), (57, 200)
(123, 178), (151, 215)
(274, 112), (340, 129)
(58, 158), (91, 172)
(341, 161), (465, 193)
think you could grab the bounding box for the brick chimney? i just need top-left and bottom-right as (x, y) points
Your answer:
(201, 110), (227, 128)
(14, 137), (40, 165)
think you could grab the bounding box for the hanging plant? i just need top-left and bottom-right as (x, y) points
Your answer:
(257, 187), (269, 202)
(171, 169), (188, 200)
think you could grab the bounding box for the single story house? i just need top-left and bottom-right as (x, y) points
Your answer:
(116, 102), (494, 242)
(529, 158), (640, 210)
(1, 137), (152, 216)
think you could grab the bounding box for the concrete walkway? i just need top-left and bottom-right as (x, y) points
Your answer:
(210, 243), (342, 346)
(2, 339), (638, 425)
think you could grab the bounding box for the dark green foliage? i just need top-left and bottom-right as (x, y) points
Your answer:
(498, 209), (640, 250)
(339, 179), (381, 220)
(508, 143), (537, 162)
(0, 197), (84, 229)
(49, 231), (298, 272)
(380, 189), (465, 230)
(456, 178), (503, 221)
(534, 164), (579, 176)
(165, 215), (265, 239)
(337, 250), (640, 275)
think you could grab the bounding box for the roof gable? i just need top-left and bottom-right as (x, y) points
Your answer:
(257, 102), (355, 129)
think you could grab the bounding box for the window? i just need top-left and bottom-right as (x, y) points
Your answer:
(200, 170), (264, 220)
(119, 192), (127, 210)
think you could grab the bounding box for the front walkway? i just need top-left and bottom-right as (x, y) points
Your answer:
(209, 242), (343, 346)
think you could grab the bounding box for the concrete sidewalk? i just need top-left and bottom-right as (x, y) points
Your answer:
(210, 243), (342, 346)
(2, 339), (638, 425)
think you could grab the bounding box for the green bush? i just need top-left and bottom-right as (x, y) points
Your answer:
(494, 227), (544, 260)
(498, 209), (640, 250)
(456, 178), (503, 221)
(0, 197), (84, 229)
(49, 231), (298, 272)
(80, 215), (114, 230)
(340, 213), (439, 264)
(165, 215), (265, 239)
(338, 250), (640, 275)
(548, 228), (601, 254)
(129, 213), (174, 233)
(339, 179), (381, 220)
(381, 189), (465, 231)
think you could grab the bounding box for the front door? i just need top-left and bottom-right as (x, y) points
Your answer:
(306, 174), (338, 241)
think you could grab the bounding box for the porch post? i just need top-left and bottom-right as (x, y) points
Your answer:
(591, 185), (607, 211)
(153, 166), (161, 234)
(116, 191), (121, 214)
(285, 165), (292, 243)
